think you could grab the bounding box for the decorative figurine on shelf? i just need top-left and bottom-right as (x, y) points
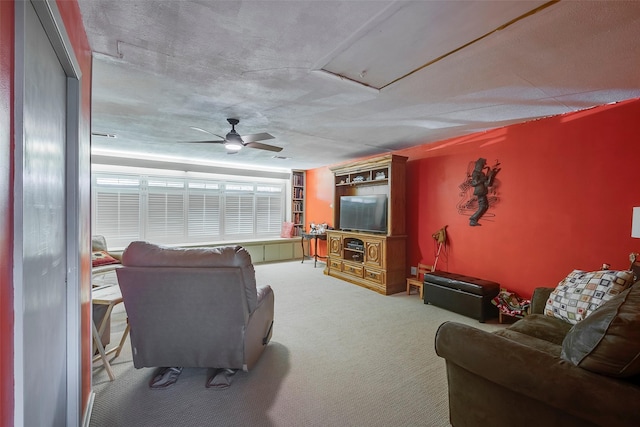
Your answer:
(309, 222), (328, 234)
(468, 158), (501, 226)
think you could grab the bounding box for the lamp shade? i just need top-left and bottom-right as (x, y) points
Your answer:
(632, 207), (640, 238)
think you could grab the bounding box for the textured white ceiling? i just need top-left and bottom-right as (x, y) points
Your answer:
(79, 0), (640, 171)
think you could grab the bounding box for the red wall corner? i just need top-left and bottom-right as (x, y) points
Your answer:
(0, 1), (15, 425)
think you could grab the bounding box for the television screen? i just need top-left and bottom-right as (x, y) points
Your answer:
(339, 195), (388, 234)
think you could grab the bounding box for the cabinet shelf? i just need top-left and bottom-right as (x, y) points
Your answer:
(335, 178), (388, 187)
(334, 167), (389, 187)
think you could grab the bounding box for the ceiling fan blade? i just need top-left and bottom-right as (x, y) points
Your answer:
(181, 139), (225, 144)
(241, 132), (275, 143)
(190, 126), (216, 135)
(245, 141), (283, 152)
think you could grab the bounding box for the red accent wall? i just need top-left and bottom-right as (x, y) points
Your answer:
(0, 2), (15, 425)
(307, 98), (640, 297)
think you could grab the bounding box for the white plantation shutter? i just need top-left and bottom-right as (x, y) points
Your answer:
(188, 182), (221, 240)
(147, 178), (185, 243)
(256, 185), (283, 235)
(224, 192), (255, 236)
(92, 173), (285, 246)
(93, 176), (141, 247)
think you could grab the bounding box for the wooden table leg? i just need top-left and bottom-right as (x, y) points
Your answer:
(313, 236), (319, 267)
(92, 320), (115, 381)
(114, 321), (130, 358)
(92, 286), (129, 381)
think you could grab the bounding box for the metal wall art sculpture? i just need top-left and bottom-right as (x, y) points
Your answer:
(457, 158), (501, 226)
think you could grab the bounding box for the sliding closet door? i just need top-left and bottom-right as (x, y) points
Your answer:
(19, 2), (68, 425)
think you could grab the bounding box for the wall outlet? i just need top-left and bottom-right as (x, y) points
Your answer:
(410, 266), (417, 276)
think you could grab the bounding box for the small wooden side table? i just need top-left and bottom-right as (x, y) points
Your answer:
(92, 285), (130, 381)
(301, 233), (327, 267)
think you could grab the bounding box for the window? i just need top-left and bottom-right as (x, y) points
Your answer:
(93, 176), (141, 247)
(92, 173), (286, 248)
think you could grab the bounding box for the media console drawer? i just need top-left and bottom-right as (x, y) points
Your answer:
(329, 259), (342, 271)
(364, 268), (384, 284)
(343, 262), (363, 278)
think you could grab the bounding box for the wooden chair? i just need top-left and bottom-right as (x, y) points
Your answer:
(406, 263), (433, 299)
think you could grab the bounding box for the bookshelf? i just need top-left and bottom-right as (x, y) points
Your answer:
(291, 170), (305, 237)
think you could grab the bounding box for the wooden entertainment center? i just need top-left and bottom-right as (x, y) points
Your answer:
(325, 154), (407, 295)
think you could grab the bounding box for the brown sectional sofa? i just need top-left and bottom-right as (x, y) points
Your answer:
(435, 283), (640, 427)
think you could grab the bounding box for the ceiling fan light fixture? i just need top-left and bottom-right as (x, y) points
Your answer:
(180, 118), (280, 153)
(225, 142), (243, 151)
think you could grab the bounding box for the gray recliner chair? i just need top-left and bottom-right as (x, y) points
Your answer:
(116, 241), (274, 372)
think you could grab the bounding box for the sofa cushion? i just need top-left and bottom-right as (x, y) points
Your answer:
(494, 328), (563, 357)
(544, 269), (634, 324)
(505, 313), (573, 346)
(561, 283), (640, 377)
(92, 250), (120, 267)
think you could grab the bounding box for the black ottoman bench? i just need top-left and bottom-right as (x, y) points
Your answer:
(423, 271), (500, 322)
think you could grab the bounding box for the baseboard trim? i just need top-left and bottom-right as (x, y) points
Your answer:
(82, 391), (96, 427)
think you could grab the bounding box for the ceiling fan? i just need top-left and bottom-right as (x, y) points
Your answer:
(185, 118), (282, 153)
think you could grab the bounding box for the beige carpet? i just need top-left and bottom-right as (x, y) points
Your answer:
(90, 261), (504, 427)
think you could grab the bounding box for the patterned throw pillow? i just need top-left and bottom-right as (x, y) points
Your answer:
(561, 284), (640, 377)
(544, 269), (635, 324)
(92, 250), (119, 267)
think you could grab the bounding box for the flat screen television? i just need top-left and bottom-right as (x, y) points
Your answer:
(339, 194), (388, 234)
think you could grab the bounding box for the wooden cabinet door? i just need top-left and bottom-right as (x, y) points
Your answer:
(328, 234), (342, 257)
(364, 239), (383, 268)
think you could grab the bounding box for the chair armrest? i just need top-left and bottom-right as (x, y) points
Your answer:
(256, 284), (272, 305)
(435, 321), (640, 426)
(530, 287), (555, 314)
(244, 284), (274, 371)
